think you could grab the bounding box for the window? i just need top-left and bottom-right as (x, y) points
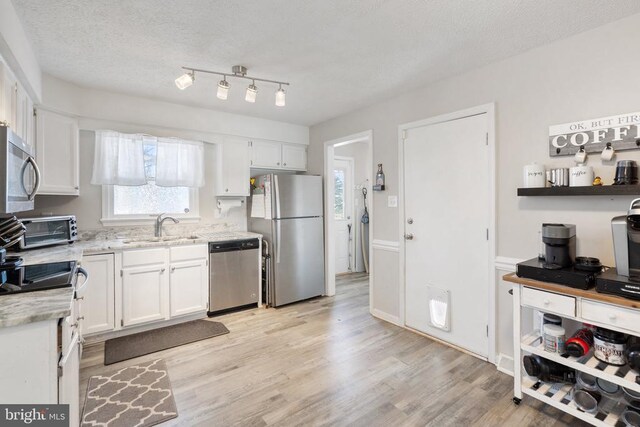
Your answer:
(101, 140), (199, 225)
(334, 168), (345, 220)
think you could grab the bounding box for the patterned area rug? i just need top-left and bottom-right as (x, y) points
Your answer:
(81, 359), (178, 427)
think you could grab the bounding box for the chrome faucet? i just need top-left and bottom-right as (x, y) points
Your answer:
(155, 213), (179, 237)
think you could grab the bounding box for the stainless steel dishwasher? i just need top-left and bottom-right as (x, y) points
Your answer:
(208, 238), (260, 315)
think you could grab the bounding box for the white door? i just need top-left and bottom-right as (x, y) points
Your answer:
(170, 259), (208, 317)
(404, 113), (489, 358)
(81, 254), (115, 336)
(122, 264), (169, 327)
(333, 157), (354, 274)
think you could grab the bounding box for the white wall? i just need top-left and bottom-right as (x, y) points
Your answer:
(32, 74), (309, 231)
(0, 0), (42, 101)
(308, 13), (640, 363)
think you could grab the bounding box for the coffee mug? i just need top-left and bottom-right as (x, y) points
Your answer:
(523, 164), (546, 188)
(570, 166), (594, 187)
(602, 144), (615, 161)
(575, 147), (587, 164)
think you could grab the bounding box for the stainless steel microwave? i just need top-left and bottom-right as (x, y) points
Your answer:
(0, 126), (41, 213)
(17, 215), (78, 250)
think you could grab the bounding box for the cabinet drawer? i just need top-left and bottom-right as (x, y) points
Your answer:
(521, 287), (576, 317)
(581, 300), (640, 333)
(122, 248), (167, 267)
(170, 244), (207, 262)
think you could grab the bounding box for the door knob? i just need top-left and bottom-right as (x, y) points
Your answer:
(404, 233), (414, 240)
(407, 218), (414, 224)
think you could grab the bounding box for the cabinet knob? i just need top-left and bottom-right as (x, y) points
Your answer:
(77, 316), (85, 321)
(171, 267), (176, 273)
(283, 163), (287, 166)
(277, 162), (280, 166)
(74, 186), (79, 190)
(225, 188), (229, 192)
(75, 296), (84, 301)
(543, 299), (550, 305)
(160, 268), (166, 273)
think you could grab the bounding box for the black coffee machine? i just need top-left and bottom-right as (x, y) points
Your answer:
(542, 223), (576, 269)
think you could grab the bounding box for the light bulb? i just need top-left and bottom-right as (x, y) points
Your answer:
(245, 83), (258, 103)
(175, 72), (194, 90)
(275, 87), (286, 107)
(217, 79), (230, 100)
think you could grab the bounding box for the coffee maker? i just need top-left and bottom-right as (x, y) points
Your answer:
(542, 224), (576, 269)
(596, 198), (640, 300)
(612, 198), (640, 279)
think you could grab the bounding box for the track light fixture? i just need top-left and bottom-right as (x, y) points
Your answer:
(174, 71), (194, 90)
(175, 65), (289, 106)
(275, 84), (286, 107)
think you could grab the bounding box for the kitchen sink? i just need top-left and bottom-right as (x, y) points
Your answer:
(123, 235), (200, 244)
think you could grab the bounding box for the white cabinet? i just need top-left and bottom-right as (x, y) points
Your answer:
(251, 139), (282, 169)
(250, 139), (307, 171)
(120, 245), (207, 327)
(216, 138), (250, 196)
(170, 259), (208, 316)
(122, 263), (170, 327)
(35, 109), (80, 195)
(169, 244), (208, 317)
(58, 334), (80, 427)
(0, 62), (17, 129)
(282, 143), (307, 170)
(81, 254), (115, 335)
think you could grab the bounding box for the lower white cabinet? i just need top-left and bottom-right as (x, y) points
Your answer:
(170, 259), (208, 316)
(122, 263), (170, 327)
(80, 254), (115, 335)
(58, 333), (80, 427)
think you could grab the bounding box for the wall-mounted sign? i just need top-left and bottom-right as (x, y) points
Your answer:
(549, 112), (640, 156)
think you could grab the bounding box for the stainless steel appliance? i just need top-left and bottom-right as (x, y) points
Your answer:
(17, 215), (78, 250)
(0, 259), (87, 296)
(249, 174), (324, 307)
(208, 238), (260, 314)
(0, 126), (40, 213)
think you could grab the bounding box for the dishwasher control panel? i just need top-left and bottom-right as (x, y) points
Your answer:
(209, 238), (260, 252)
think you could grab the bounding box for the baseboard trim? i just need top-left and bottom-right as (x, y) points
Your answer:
(371, 308), (401, 326)
(372, 239), (399, 253)
(496, 353), (514, 376)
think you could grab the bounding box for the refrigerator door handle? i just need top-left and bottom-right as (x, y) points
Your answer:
(276, 220), (281, 264)
(274, 174), (281, 219)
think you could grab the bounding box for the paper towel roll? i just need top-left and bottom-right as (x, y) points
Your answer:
(217, 199), (243, 216)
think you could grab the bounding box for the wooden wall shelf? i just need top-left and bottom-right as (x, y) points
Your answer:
(517, 186), (640, 197)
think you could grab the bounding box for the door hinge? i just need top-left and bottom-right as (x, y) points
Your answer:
(486, 325), (489, 336)
(33, 107), (37, 117)
(121, 319), (124, 327)
(120, 270), (123, 277)
(486, 228), (489, 240)
(402, 129), (407, 140)
(58, 366), (63, 378)
(486, 133), (489, 145)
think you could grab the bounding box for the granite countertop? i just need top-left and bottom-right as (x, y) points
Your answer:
(0, 230), (262, 329)
(0, 287), (74, 328)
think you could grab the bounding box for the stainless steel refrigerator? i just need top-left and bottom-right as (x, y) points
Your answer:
(249, 174), (325, 307)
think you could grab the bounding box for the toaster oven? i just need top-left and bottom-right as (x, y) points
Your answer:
(17, 215), (78, 250)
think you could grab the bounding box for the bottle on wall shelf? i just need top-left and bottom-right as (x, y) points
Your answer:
(373, 163), (386, 191)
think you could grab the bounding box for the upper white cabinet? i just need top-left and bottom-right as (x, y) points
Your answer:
(250, 139), (307, 171)
(35, 109), (80, 195)
(0, 62), (17, 129)
(281, 144), (307, 170)
(216, 137), (250, 196)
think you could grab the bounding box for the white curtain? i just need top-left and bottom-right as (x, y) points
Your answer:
(90, 131), (146, 186)
(155, 138), (205, 188)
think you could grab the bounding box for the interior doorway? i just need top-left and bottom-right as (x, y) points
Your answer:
(324, 131), (373, 303)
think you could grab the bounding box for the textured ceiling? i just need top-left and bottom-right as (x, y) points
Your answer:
(11, 0), (640, 126)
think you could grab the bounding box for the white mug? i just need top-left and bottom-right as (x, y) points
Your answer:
(569, 166), (594, 187)
(523, 164), (546, 188)
(601, 144), (615, 161)
(574, 148), (587, 164)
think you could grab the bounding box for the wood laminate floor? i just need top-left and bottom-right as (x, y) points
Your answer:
(80, 273), (587, 426)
